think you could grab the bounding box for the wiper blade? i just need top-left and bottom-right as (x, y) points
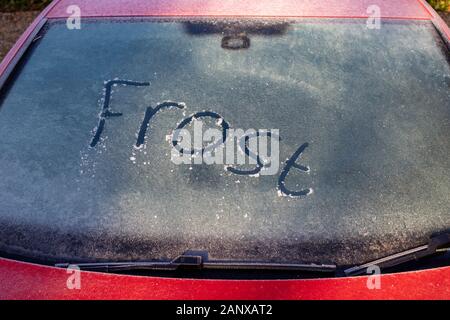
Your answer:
(56, 253), (336, 273)
(56, 255), (203, 272)
(344, 232), (450, 276)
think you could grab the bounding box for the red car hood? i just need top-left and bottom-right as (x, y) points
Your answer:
(0, 258), (449, 300)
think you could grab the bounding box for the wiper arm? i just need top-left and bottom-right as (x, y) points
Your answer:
(344, 232), (450, 276)
(56, 255), (203, 272)
(56, 253), (336, 273)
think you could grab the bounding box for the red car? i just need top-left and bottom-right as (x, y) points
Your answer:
(0, 0), (449, 300)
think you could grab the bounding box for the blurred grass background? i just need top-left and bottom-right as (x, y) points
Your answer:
(428, 0), (450, 11)
(0, 0), (51, 12)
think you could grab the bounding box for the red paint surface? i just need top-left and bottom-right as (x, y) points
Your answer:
(0, 0), (449, 300)
(47, 0), (431, 20)
(0, 258), (449, 300)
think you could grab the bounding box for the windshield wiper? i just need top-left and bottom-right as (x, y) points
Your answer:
(344, 232), (450, 276)
(54, 234), (450, 276)
(56, 252), (336, 273)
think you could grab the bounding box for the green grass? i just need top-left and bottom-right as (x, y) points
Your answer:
(0, 0), (52, 12)
(428, 0), (449, 11)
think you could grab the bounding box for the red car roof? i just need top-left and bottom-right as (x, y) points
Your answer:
(46, 0), (431, 19)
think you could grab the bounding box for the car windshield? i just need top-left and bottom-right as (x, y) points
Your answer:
(0, 18), (449, 267)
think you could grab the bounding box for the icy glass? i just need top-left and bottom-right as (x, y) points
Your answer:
(0, 19), (449, 265)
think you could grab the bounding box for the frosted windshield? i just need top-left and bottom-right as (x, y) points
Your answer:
(0, 18), (449, 265)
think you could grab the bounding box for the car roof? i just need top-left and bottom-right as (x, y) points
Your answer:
(45, 0), (432, 20)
